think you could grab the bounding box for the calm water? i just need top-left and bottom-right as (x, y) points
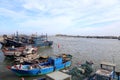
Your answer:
(0, 36), (120, 80)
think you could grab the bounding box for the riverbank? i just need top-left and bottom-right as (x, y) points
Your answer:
(56, 34), (119, 39)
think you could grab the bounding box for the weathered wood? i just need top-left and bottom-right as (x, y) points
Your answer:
(101, 62), (116, 67)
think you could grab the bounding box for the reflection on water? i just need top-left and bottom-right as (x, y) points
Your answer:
(1, 36), (120, 80)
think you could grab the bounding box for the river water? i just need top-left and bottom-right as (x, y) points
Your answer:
(0, 36), (120, 80)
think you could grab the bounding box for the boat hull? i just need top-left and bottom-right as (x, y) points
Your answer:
(11, 66), (54, 76)
(9, 61), (71, 76)
(33, 41), (53, 47)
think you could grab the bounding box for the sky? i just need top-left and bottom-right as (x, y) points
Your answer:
(0, 0), (120, 36)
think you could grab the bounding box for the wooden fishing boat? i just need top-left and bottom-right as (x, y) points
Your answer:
(0, 34), (24, 48)
(2, 46), (38, 58)
(14, 53), (40, 63)
(24, 56), (49, 64)
(88, 62), (116, 80)
(2, 46), (24, 58)
(24, 54), (72, 65)
(7, 56), (71, 76)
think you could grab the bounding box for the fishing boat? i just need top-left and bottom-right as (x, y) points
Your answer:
(0, 32), (53, 48)
(23, 56), (49, 65)
(7, 56), (72, 76)
(2, 46), (38, 58)
(32, 36), (53, 47)
(0, 38), (24, 48)
(13, 32), (53, 47)
(88, 62), (116, 80)
(14, 53), (40, 64)
(24, 54), (72, 65)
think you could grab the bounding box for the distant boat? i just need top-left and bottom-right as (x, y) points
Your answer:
(0, 33), (53, 48)
(0, 38), (24, 48)
(31, 36), (53, 47)
(7, 56), (72, 76)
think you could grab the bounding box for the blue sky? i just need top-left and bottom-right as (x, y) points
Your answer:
(0, 0), (120, 36)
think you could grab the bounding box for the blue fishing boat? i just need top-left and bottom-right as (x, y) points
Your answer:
(31, 36), (53, 47)
(7, 56), (71, 76)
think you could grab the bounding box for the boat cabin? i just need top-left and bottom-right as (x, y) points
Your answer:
(95, 62), (116, 80)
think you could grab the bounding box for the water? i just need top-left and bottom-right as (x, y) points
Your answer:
(1, 36), (120, 80)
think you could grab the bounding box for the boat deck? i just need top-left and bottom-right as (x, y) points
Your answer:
(95, 69), (112, 77)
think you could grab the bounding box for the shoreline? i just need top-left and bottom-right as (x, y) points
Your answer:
(56, 34), (119, 39)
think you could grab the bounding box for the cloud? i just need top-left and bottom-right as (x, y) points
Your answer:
(19, 15), (74, 34)
(22, 0), (46, 11)
(67, 21), (120, 36)
(0, 7), (28, 20)
(0, 0), (120, 35)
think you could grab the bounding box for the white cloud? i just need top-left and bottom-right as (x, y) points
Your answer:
(19, 15), (74, 33)
(22, 0), (46, 11)
(0, 0), (120, 35)
(68, 21), (120, 36)
(0, 7), (28, 20)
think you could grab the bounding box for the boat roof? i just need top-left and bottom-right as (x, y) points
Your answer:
(95, 69), (113, 77)
(50, 56), (62, 59)
(101, 62), (116, 67)
(46, 71), (71, 80)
